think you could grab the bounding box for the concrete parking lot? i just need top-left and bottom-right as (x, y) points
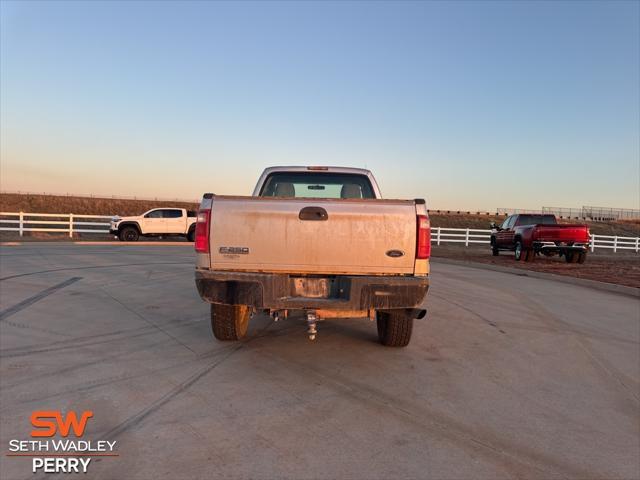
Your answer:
(0, 244), (638, 479)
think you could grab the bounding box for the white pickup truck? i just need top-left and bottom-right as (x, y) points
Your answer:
(110, 208), (197, 242)
(194, 166), (430, 346)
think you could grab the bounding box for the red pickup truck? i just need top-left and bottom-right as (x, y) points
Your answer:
(490, 214), (590, 263)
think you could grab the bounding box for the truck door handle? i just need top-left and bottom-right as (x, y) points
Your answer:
(299, 206), (328, 221)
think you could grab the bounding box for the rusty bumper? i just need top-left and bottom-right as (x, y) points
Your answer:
(195, 269), (429, 310)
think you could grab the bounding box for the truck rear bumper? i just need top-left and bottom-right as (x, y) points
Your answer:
(533, 242), (588, 253)
(195, 269), (429, 310)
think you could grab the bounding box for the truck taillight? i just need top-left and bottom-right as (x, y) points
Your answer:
(416, 214), (431, 259)
(194, 209), (211, 253)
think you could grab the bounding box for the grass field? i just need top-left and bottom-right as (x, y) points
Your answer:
(1, 193), (638, 237)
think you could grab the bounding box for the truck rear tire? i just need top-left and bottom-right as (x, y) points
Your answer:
(524, 249), (535, 262)
(376, 310), (413, 347)
(565, 252), (576, 263)
(210, 304), (250, 341)
(119, 226), (139, 242)
(187, 228), (195, 242)
(577, 252), (587, 264)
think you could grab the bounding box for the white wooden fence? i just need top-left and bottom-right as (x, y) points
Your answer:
(0, 212), (638, 252)
(0, 212), (112, 238)
(587, 234), (640, 253)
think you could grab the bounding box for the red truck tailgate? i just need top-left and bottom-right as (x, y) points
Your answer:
(534, 225), (590, 243)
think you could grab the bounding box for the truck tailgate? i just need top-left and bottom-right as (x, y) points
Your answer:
(208, 196), (418, 275)
(534, 224), (589, 242)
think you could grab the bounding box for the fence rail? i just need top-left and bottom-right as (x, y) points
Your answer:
(0, 212), (638, 252)
(0, 212), (112, 237)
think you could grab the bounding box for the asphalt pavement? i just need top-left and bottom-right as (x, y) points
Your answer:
(0, 244), (638, 479)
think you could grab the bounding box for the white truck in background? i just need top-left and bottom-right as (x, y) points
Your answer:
(110, 208), (197, 242)
(194, 166), (431, 347)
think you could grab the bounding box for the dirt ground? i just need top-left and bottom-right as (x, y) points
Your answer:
(432, 244), (640, 288)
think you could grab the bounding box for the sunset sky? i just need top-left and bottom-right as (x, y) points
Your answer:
(1, 0), (638, 210)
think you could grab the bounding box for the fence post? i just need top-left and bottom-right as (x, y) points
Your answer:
(69, 214), (73, 238)
(590, 235), (595, 253)
(19, 211), (24, 236)
(465, 228), (469, 247)
(636, 237), (639, 253)
(613, 236), (618, 253)
(437, 227), (441, 246)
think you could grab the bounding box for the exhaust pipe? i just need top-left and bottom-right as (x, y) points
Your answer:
(409, 308), (427, 319)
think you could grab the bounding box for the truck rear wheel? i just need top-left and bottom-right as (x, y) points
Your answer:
(119, 226), (139, 242)
(376, 310), (413, 347)
(524, 249), (535, 262)
(187, 228), (195, 242)
(577, 252), (587, 264)
(210, 304), (250, 341)
(565, 252), (576, 263)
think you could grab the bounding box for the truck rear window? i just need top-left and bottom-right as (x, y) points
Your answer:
(516, 215), (557, 225)
(259, 172), (375, 199)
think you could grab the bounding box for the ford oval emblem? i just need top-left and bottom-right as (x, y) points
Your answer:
(386, 250), (405, 258)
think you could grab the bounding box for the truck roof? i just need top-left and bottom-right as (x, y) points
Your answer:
(517, 213), (555, 217)
(260, 166), (373, 176)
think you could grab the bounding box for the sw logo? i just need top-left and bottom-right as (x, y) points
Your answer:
(7, 410), (117, 474)
(31, 410), (93, 437)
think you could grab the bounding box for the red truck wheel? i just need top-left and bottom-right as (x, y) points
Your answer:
(577, 252), (587, 264)
(565, 252), (576, 263)
(514, 241), (524, 261)
(490, 236), (499, 256)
